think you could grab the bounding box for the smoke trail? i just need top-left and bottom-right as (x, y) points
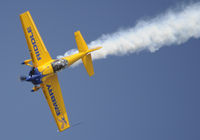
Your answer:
(59, 2), (200, 66)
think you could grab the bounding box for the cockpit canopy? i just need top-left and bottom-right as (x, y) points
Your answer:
(51, 59), (68, 73)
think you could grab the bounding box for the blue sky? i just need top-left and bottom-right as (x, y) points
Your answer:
(0, 0), (200, 139)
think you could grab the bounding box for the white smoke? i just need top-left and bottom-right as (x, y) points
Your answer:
(57, 49), (78, 59)
(59, 2), (200, 66)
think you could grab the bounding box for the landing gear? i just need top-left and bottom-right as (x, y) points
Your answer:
(21, 59), (33, 67)
(31, 86), (41, 92)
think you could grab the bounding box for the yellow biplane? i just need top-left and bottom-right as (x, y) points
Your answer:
(19, 11), (101, 132)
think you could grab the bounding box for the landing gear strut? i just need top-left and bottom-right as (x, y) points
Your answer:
(31, 86), (41, 92)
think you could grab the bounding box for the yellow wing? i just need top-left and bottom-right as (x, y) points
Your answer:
(41, 74), (70, 132)
(20, 11), (52, 67)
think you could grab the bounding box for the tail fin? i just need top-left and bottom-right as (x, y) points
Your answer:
(74, 31), (101, 76)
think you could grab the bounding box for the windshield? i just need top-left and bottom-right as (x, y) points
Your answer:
(51, 59), (68, 72)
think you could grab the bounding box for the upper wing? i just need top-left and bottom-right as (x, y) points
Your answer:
(20, 11), (52, 67)
(41, 74), (70, 132)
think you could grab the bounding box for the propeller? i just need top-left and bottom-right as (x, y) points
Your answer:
(20, 76), (27, 81)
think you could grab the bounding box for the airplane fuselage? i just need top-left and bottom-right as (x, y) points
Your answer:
(23, 46), (101, 87)
(25, 58), (68, 85)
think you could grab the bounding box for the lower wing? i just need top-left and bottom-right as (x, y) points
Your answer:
(41, 74), (70, 131)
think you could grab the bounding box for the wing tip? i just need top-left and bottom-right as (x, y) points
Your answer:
(74, 30), (81, 36)
(19, 10), (30, 17)
(58, 125), (70, 132)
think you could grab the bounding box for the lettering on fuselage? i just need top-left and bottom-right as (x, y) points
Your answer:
(46, 85), (61, 116)
(27, 27), (41, 61)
